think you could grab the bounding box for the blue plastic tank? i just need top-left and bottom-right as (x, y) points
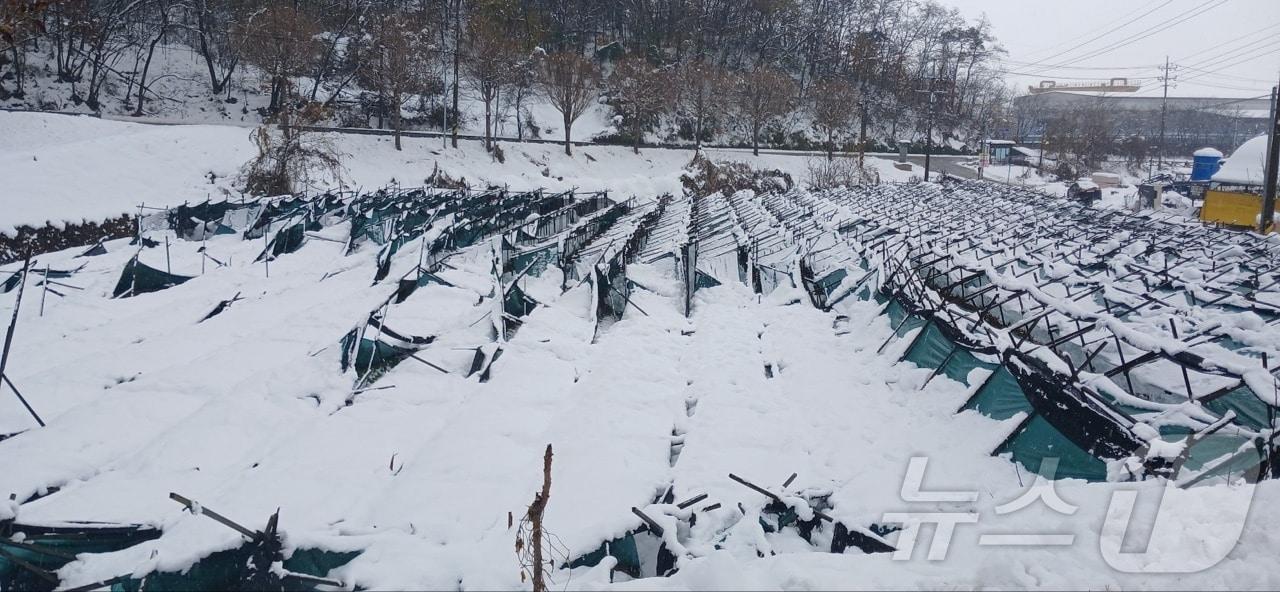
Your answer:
(1192, 147), (1224, 181)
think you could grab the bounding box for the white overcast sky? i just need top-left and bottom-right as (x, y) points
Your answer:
(937, 0), (1280, 98)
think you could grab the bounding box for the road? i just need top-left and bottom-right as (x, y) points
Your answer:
(901, 155), (980, 180)
(3, 107), (985, 179)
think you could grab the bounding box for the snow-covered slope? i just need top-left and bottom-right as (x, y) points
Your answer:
(0, 190), (1277, 591)
(3, 114), (1276, 591)
(0, 111), (920, 234)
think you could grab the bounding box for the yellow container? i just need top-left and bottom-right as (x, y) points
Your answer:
(1201, 189), (1266, 229)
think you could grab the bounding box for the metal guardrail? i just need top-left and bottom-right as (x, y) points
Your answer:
(0, 107), (977, 165)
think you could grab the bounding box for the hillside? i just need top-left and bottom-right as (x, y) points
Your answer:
(0, 110), (921, 235)
(1, 122), (1279, 588)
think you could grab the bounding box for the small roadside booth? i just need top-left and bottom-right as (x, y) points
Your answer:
(1201, 135), (1269, 229)
(985, 140), (1015, 165)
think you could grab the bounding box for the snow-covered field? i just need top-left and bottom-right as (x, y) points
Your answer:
(0, 111), (917, 234)
(2, 113), (1279, 591)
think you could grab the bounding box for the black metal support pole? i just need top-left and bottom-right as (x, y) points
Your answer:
(0, 252), (44, 427)
(2, 370), (43, 428)
(1260, 84), (1280, 234)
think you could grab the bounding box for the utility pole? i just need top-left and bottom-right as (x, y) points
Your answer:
(917, 68), (947, 182)
(1157, 56), (1176, 171)
(450, 0), (462, 149)
(1259, 80), (1279, 234)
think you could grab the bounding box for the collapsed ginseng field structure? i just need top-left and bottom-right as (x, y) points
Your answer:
(1, 178), (1278, 590)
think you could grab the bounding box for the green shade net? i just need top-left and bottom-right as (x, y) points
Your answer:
(257, 222), (306, 263)
(1204, 385), (1276, 432)
(504, 283), (539, 319)
(112, 257), (194, 298)
(1, 271), (20, 294)
(995, 414), (1110, 481)
(900, 320), (997, 386)
(513, 243), (559, 278)
(963, 365), (1111, 481)
(115, 547), (359, 592)
(566, 532), (643, 579)
(962, 365), (1034, 420)
(694, 270), (721, 290)
(1187, 443), (1274, 486)
(0, 524), (160, 592)
(394, 271), (454, 304)
(883, 297), (925, 338)
(272, 223), (306, 257)
(339, 323), (433, 381)
(1162, 426), (1256, 472)
(810, 268), (848, 307)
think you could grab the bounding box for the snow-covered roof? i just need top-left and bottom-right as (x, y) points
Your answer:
(1012, 146), (1040, 157)
(1213, 134), (1269, 186)
(1194, 147), (1224, 159)
(1213, 108), (1272, 119)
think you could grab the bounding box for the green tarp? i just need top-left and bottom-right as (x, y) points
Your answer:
(340, 321), (434, 380)
(810, 268), (848, 307)
(1204, 385), (1275, 432)
(117, 547), (358, 591)
(512, 243), (559, 278)
(504, 283), (539, 319)
(901, 319), (998, 386)
(566, 532), (643, 579)
(0, 523), (160, 592)
(960, 360), (1116, 481)
(394, 271), (454, 304)
(112, 257), (194, 298)
(996, 414), (1110, 481)
(962, 365), (1034, 420)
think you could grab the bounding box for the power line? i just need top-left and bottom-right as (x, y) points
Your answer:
(1182, 80), (1275, 92)
(997, 66), (1157, 82)
(1023, 0), (1227, 75)
(1177, 93), (1273, 114)
(1181, 46), (1280, 85)
(1014, 0), (1166, 60)
(1000, 60), (1159, 72)
(1179, 37), (1280, 75)
(1016, 0), (1172, 70)
(1177, 63), (1277, 84)
(1173, 21), (1280, 68)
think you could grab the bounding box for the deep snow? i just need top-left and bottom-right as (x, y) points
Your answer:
(0, 113), (1278, 591)
(0, 111), (919, 234)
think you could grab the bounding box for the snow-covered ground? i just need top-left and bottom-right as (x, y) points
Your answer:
(0, 111), (920, 234)
(2, 112), (1278, 590)
(3, 211), (1277, 590)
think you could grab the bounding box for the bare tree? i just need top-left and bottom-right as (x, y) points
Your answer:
(1, 0), (55, 98)
(812, 77), (859, 160)
(464, 0), (522, 152)
(507, 50), (540, 140)
(366, 12), (435, 151)
(608, 55), (671, 153)
(733, 66), (794, 156)
(191, 0), (242, 97)
(537, 51), (598, 156)
(677, 59), (727, 152)
(241, 103), (345, 196)
(307, 0), (370, 103)
(133, 0), (179, 116)
(234, 2), (321, 114)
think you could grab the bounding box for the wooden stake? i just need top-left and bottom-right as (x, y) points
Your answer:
(526, 444), (553, 592)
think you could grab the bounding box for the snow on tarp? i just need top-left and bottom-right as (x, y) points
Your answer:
(1212, 134), (1269, 186)
(6, 176), (1280, 588)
